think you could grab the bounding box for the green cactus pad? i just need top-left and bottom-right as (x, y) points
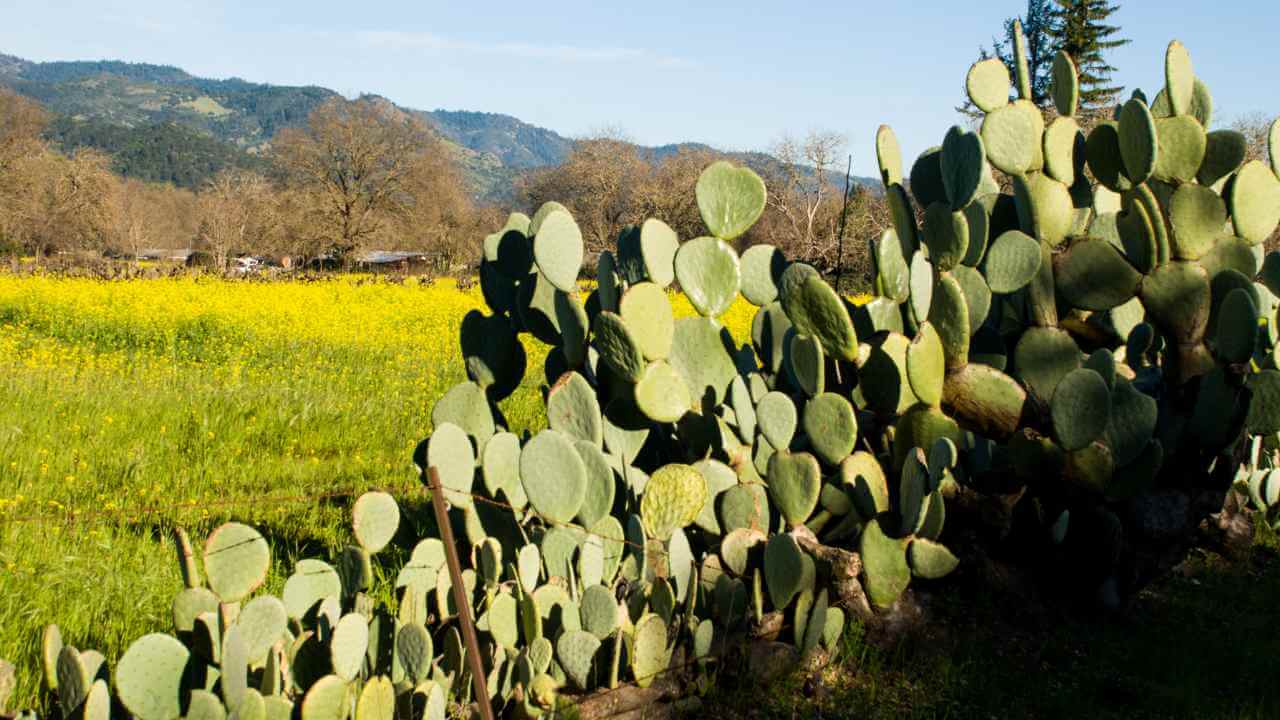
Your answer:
(941, 127), (985, 210)
(283, 559), (342, 620)
(783, 332), (821, 398)
(899, 449), (930, 534)
(354, 677), (393, 720)
(1119, 99), (1158, 185)
(557, 630), (601, 690)
(186, 691), (225, 720)
(951, 265), (993, 329)
(909, 147), (947, 209)
(329, 614), (368, 682)
(1230, 161), (1280, 245)
(1043, 117), (1081, 187)
(597, 250), (623, 313)
(1168, 184), (1226, 261)
(1198, 130), (1249, 187)
(521, 430), (588, 524)
(1164, 41), (1194, 117)
(631, 614), (670, 688)
(909, 250), (934, 324)
(482, 431), (526, 508)
(425, 421), (475, 509)
(172, 587), (218, 635)
(757, 391), (798, 450)
(892, 406), (962, 474)
(966, 58), (1011, 113)
(431, 380), (494, 449)
(982, 100), (1044, 177)
(580, 584), (620, 640)
(768, 451), (822, 527)
(1014, 327), (1081, 403)
(861, 332), (919, 415)
(740, 244), (787, 306)
(875, 229), (911, 302)
(547, 371), (604, 447)
(351, 492), (399, 554)
(887, 185), (920, 257)
(55, 647), (89, 715)
(841, 452), (889, 518)
(908, 539), (960, 580)
(299, 675), (347, 720)
(669, 316), (739, 406)
(922, 203), (970, 271)
(983, 230), (1044, 295)
(597, 311), (648, 382)
(1141, 261), (1210, 344)
(1055, 238), (1142, 311)
(906, 322), (946, 407)
(203, 522), (269, 602)
(1215, 288), (1259, 364)
(802, 393), (858, 466)
(395, 624), (432, 683)
(640, 464), (707, 539)
(764, 534), (806, 609)
(572, 440), (616, 529)
(877, 125), (905, 186)
(1153, 116), (1207, 184)
(529, 201), (569, 236)
(1087, 122), (1132, 193)
(927, 272), (971, 369)
(729, 375), (757, 443)
(696, 161), (767, 241)
(236, 596), (287, 666)
(637, 218), (680, 287)
(693, 458), (740, 533)
(555, 291), (590, 368)
(778, 264), (858, 362)
(720, 484), (770, 533)
(1052, 51), (1079, 117)
(1051, 368), (1112, 452)
(634, 359), (693, 424)
(115, 633), (190, 720)
(488, 591), (520, 649)
(1104, 380), (1159, 467)
(1013, 172), (1073, 247)
(860, 518), (910, 610)
(532, 209), (584, 293)
(461, 311), (526, 401)
(675, 236), (741, 317)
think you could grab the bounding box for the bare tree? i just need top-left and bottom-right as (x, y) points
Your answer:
(760, 131), (848, 266)
(5, 148), (114, 261)
(196, 169), (275, 270)
(0, 88), (48, 176)
(272, 97), (438, 263)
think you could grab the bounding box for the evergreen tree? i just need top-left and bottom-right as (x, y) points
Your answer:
(958, 1), (1056, 116)
(1047, 0), (1129, 113)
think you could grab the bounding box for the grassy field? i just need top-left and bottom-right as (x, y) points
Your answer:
(2, 273), (1278, 719)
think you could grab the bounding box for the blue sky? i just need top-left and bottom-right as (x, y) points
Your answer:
(2, 0), (1277, 177)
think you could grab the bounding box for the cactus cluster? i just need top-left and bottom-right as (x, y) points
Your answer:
(16, 32), (1280, 720)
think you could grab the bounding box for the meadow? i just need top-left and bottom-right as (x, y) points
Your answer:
(2, 273), (1279, 719)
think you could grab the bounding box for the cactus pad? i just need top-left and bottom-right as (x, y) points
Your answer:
(557, 630), (601, 690)
(1056, 239), (1142, 311)
(1164, 41), (1194, 117)
(906, 322), (946, 407)
(923, 203), (970, 271)
(675, 236), (741, 317)
(740, 244), (787, 306)
(115, 633), (190, 720)
(940, 126), (986, 210)
(351, 492), (399, 554)
(966, 58), (1011, 113)
(619, 282), (675, 361)
(982, 101), (1043, 176)
(908, 539), (960, 580)
(329, 614), (368, 682)
(532, 209), (584, 293)
(521, 430), (588, 524)
(1052, 51), (1079, 117)
(983, 230), (1042, 294)
(1230, 161), (1280, 245)
(768, 451), (822, 527)
(860, 518), (910, 610)
(640, 464), (707, 539)
(425, 421), (476, 510)
(355, 677), (393, 720)
(203, 523), (269, 602)
(802, 393), (858, 466)
(876, 125), (905, 186)
(778, 264), (858, 362)
(630, 614), (670, 688)
(763, 534), (806, 609)
(757, 391), (797, 450)
(635, 360), (692, 423)
(1051, 368), (1112, 452)
(595, 312), (647, 382)
(1119, 99), (1158, 185)
(299, 675), (347, 720)
(696, 161), (767, 241)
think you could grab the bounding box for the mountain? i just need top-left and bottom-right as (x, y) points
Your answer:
(0, 53), (876, 198)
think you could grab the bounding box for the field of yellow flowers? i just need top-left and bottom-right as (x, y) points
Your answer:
(0, 272), (757, 708)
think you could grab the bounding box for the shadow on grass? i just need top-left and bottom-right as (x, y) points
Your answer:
(700, 542), (1280, 720)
